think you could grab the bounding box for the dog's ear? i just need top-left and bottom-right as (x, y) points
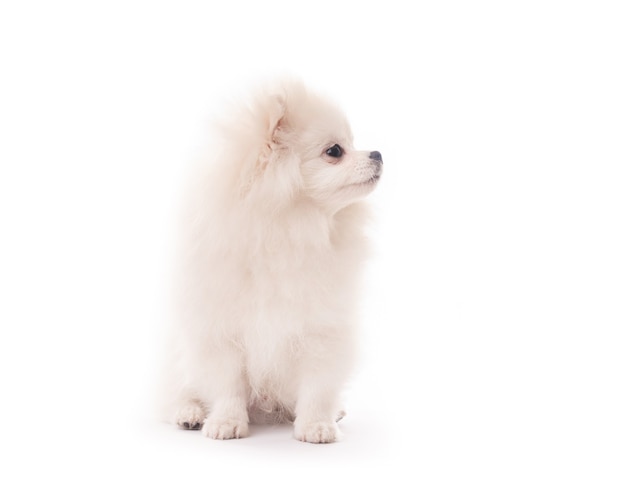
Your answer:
(266, 79), (307, 147)
(266, 92), (288, 148)
(255, 93), (287, 171)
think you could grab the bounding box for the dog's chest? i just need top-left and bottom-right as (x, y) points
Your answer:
(240, 323), (304, 398)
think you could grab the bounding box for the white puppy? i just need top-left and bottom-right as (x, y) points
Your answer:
(163, 80), (382, 443)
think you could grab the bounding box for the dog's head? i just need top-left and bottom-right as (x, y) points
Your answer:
(225, 80), (382, 213)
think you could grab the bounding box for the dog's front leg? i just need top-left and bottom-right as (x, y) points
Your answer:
(293, 337), (352, 443)
(293, 385), (342, 443)
(200, 348), (249, 440)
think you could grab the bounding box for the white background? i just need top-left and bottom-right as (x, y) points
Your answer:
(1, 1), (625, 485)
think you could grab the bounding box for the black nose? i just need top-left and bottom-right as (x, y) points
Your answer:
(369, 151), (383, 163)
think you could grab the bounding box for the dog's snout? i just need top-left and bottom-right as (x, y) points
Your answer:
(369, 151), (383, 163)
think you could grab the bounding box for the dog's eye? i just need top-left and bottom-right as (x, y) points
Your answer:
(325, 144), (343, 158)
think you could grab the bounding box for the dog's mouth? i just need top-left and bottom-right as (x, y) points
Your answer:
(361, 174), (381, 185)
(344, 173), (381, 190)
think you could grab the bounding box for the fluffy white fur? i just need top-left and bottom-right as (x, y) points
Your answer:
(162, 79), (382, 443)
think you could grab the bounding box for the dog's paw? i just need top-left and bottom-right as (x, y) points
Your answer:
(175, 403), (206, 430)
(202, 417), (249, 440)
(294, 420), (342, 444)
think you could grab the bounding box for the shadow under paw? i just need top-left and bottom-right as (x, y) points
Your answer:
(180, 421), (202, 430)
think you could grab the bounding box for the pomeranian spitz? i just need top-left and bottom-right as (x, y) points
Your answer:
(162, 79), (382, 443)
